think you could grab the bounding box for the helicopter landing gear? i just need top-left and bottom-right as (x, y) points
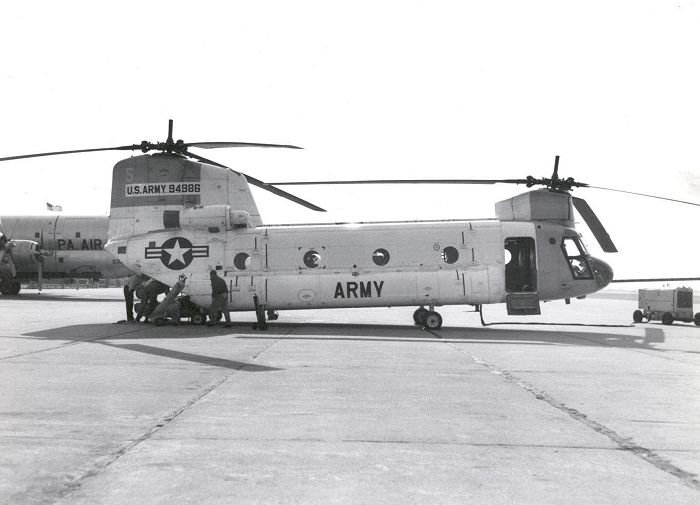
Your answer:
(413, 306), (443, 330)
(413, 307), (428, 325)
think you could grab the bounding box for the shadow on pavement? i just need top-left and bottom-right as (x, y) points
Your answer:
(22, 324), (281, 372)
(20, 318), (676, 353)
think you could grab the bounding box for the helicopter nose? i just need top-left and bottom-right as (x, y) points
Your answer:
(589, 256), (613, 289)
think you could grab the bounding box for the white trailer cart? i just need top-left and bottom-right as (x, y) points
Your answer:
(633, 287), (700, 325)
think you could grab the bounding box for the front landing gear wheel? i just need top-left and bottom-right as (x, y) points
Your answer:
(413, 307), (429, 326)
(424, 311), (443, 330)
(0, 280), (21, 295)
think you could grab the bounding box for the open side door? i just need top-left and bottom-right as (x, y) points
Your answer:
(505, 237), (540, 315)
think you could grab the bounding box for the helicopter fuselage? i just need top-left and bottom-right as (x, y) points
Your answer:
(107, 217), (612, 313)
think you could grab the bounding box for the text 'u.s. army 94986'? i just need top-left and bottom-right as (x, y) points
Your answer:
(2, 120), (699, 328)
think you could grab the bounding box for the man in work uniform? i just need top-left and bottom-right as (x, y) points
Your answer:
(150, 274), (187, 325)
(123, 273), (143, 322)
(135, 279), (169, 323)
(207, 270), (232, 327)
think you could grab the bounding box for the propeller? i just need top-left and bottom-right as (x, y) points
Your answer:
(0, 120), (325, 213)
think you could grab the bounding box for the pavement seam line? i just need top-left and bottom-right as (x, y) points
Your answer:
(53, 333), (285, 503)
(427, 329), (700, 493)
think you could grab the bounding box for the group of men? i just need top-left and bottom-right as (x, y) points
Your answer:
(123, 270), (232, 327)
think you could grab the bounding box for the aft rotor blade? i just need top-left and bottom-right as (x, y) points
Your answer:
(611, 276), (700, 283)
(0, 145), (141, 162)
(571, 197), (618, 253)
(588, 185), (700, 207)
(185, 151), (326, 213)
(269, 178), (531, 186)
(185, 141), (303, 150)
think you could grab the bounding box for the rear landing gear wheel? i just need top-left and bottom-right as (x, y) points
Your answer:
(633, 310), (643, 323)
(413, 307), (428, 326)
(661, 312), (674, 325)
(424, 311), (443, 330)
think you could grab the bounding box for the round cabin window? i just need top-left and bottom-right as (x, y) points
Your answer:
(234, 252), (250, 270)
(442, 246), (459, 264)
(303, 250), (321, 268)
(372, 248), (390, 266)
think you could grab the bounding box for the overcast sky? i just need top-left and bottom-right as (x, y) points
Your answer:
(1, 1), (699, 281)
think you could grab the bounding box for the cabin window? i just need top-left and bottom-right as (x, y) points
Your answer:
(677, 291), (693, 308)
(35, 232), (40, 238)
(117, 246), (127, 254)
(442, 246), (459, 264)
(561, 237), (593, 280)
(75, 232), (80, 238)
(372, 248), (390, 266)
(234, 252), (250, 270)
(303, 250), (321, 268)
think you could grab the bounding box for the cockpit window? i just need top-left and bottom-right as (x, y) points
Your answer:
(561, 237), (593, 279)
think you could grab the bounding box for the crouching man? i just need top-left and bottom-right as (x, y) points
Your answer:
(150, 274), (187, 325)
(207, 270), (232, 328)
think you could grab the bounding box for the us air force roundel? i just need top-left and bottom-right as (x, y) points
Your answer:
(145, 237), (209, 270)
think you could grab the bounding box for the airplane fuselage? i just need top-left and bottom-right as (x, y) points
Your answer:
(0, 215), (132, 283)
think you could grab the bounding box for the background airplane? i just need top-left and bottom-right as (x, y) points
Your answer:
(0, 215), (132, 295)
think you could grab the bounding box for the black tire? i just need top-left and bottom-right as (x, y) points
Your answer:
(191, 313), (204, 325)
(661, 312), (674, 325)
(694, 313), (700, 326)
(135, 286), (145, 300)
(154, 317), (166, 327)
(424, 311), (443, 330)
(0, 280), (21, 296)
(413, 307), (428, 326)
(633, 310), (643, 323)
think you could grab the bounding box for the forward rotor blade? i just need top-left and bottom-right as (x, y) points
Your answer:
(611, 276), (700, 283)
(185, 151), (326, 213)
(588, 185), (700, 207)
(0, 145), (141, 163)
(185, 141), (302, 150)
(269, 178), (531, 186)
(571, 197), (618, 253)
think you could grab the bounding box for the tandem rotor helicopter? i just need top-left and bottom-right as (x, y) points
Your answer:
(1, 120), (698, 329)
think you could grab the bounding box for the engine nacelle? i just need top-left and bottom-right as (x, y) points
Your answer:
(7, 240), (41, 268)
(163, 205), (251, 231)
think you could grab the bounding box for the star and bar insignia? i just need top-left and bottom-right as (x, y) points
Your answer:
(145, 237), (209, 270)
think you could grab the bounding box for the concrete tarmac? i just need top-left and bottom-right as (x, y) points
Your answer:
(1, 288), (699, 504)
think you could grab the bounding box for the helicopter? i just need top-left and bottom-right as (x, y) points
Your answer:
(1, 120), (697, 329)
